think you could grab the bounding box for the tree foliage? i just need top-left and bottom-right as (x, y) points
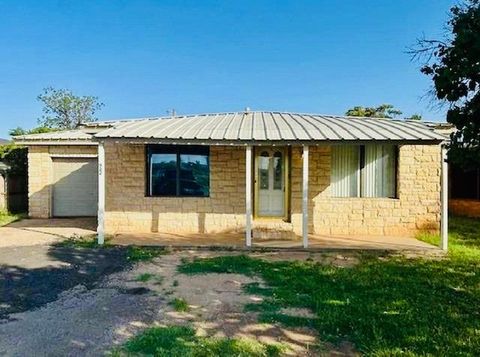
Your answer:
(345, 104), (402, 118)
(407, 114), (423, 121)
(413, 0), (480, 168)
(0, 144), (27, 176)
(8, 126), (56, 137)
(37, 87), (104, 130)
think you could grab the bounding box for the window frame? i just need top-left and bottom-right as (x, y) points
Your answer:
(145, 145), (210, 198)
(331, 144), (399, 199)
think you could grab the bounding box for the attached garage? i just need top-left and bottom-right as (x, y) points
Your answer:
(52, 158), (98, 217)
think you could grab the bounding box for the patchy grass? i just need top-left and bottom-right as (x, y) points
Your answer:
(170, 297), (190, 312)
(179, 216), (480, 356)
(136, 273), (155, 282)
(113, 325), (285, 357)
(0, 210), (25, 226)
(58, 234), (111, 248)
(126, 246), (168, 262)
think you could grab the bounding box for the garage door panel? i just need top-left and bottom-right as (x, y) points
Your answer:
(53, 158), (98, 217)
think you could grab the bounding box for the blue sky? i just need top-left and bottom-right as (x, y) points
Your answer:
(0, 0), (454, 138)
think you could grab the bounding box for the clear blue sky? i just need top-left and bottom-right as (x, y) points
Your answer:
(0, 0), (454, 138)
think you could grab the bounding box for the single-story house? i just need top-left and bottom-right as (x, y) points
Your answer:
(14, 111), (449, 249)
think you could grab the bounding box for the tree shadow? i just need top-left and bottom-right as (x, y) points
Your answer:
(0, 243), (130, 321)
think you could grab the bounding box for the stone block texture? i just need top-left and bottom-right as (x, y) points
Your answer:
(104, 143), (246, 234)
(27, 145), (98, 217)
(28, 142), (441, 237)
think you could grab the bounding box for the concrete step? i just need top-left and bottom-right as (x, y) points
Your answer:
(252, 220), (297, 240)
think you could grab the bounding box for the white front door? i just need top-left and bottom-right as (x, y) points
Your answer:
(255, 148), (286, 217)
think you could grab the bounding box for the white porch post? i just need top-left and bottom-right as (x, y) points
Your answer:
(97, 142), (106, 245)
(245, 145), (253, 247)
(440, 144), (448, 251)
(302, 145), (309, 248)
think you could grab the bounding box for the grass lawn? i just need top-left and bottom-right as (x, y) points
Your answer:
(112, 326), (286, 357)
(0, 210), (25, 226)
(177, 216), (480, 356)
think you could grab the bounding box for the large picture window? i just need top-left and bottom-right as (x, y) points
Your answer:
(147, 145), (210, 197)
(331, 144), (397, 198)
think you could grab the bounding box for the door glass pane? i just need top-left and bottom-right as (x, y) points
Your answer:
(180, 154), (209, 196)
(151, 153), (177, 195)
(259, 151), (269, 190)
(273, 151), (283, 190)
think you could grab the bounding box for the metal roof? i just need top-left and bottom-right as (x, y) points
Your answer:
(94, 111), (447, 143)
(13, 127), (103, 145)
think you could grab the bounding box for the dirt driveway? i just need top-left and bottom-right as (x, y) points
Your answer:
(0, 243), (327, 356)
(0, 218), (96, 248)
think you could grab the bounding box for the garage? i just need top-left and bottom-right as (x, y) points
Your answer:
(52, 158), (98, 217)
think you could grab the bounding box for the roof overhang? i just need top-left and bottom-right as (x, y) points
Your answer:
(15, 140), (98, 146)
(93, 137), (445, 146)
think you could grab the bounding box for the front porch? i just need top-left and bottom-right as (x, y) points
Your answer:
(110, 230), (439, 251)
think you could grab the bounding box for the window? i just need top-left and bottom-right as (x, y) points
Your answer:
(147, 145), (209, 197)
(331, 145), (397, 198)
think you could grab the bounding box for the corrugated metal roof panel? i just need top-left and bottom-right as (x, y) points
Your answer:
(15, 112), (448, 144)
(13, 129), (94, 141)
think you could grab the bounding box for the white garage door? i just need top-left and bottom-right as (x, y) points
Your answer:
(53, 158), (98, 217)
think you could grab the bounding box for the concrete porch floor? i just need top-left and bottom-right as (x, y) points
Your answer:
(111, 231), (439, 251)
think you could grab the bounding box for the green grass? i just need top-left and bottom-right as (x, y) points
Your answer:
(58, 234), (111, 248)
(170, 297), (190, 312)
(179, 216), (480, 356)
(113, 325), (285, 357)
(136, 273), (155, 282)
(0, 210), (25, 226)
(126, 246), (168, 262)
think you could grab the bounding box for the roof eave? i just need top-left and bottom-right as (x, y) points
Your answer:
(92, 136), (446, 146)
(13, 139), (97, 146)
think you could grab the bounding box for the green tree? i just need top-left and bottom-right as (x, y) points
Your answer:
(406, 114), (423, 121)
(413, 0), (480, 168)
(9, 126), (56, 137)
(37, 87), (104, 129)
(345, 104), (402, 118)
(0, 144), (27, 176)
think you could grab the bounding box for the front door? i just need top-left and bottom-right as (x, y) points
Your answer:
(255, 147), (287, 217)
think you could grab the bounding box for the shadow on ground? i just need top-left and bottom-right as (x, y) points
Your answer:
(0, 243), (130, 321)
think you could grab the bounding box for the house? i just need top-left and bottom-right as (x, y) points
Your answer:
(14, 111), (449, 249)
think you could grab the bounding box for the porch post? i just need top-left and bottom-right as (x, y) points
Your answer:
(245, 145), (253, 247)
(440, 144), (448, 251)
(302, 145), (309, 248)
(97, 142), (106, 245)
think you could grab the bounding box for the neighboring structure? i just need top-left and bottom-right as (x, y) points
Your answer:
(0, 161), (9, 210)
(0, 139), (10, 210)
(15, 111), (449, 248)
(427, 122), (480, 218)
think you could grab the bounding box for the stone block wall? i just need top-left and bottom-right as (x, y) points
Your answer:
(0, 174), (5, 210)
(28, 145), (98, 217)
(104, 143), (246, 233)
(27, 142), (441, 238)
(289, 145), (441, 236)
(104, 143), (441, 237)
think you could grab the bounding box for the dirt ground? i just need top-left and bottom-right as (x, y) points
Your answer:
(0, 247), (359, 356)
